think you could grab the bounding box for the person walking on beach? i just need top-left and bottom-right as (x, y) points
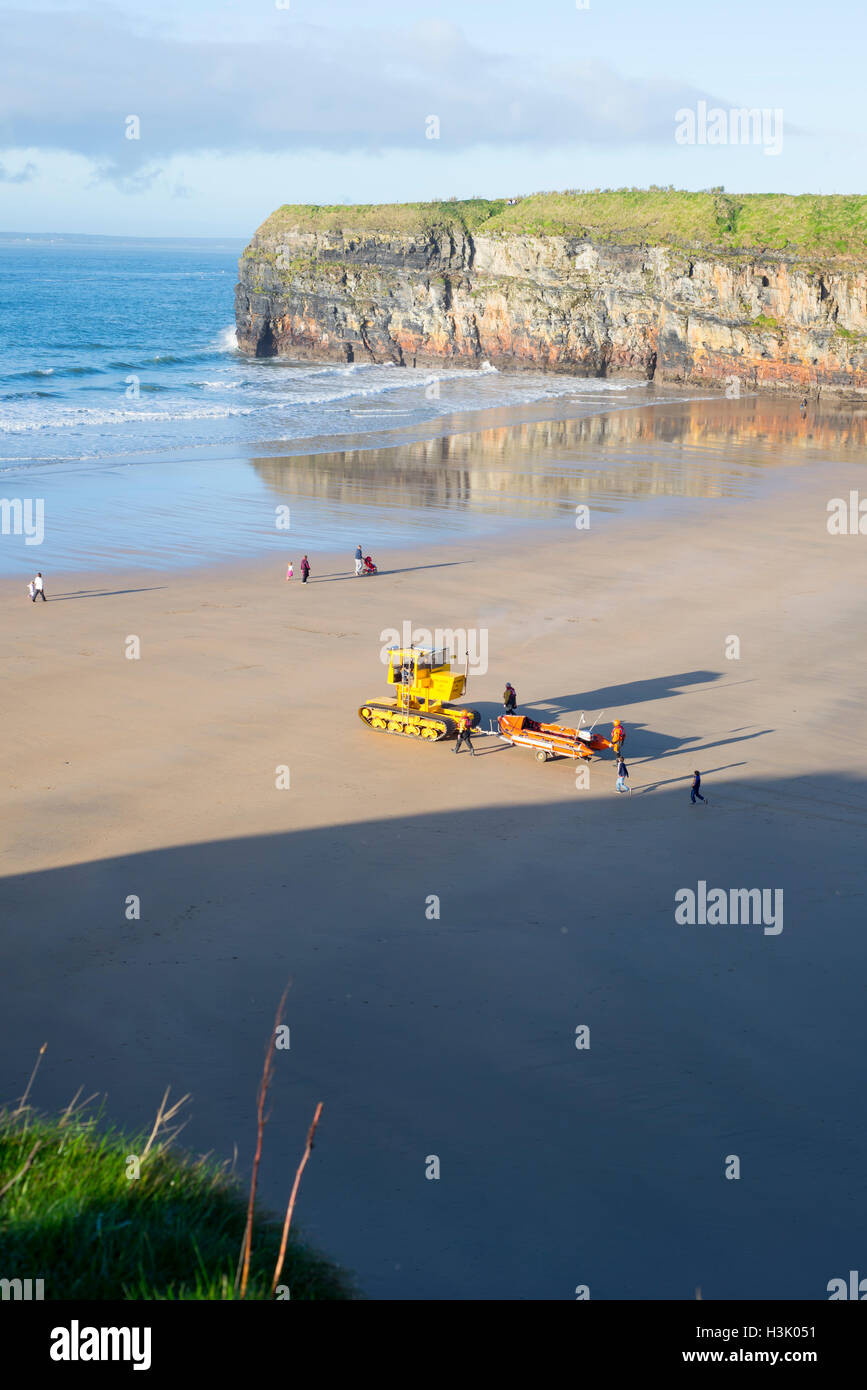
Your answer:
(503, 682), (517, 714)
(610, 718), (625, 757)
(615, 757), (630, 793)
(300, 555), (310, 584)
(31, 572), (46, 602)
(454, 710), (476, 756)
(690, 770), (707, 805)
(285, 561), (294, 581)
(354, 543), (363, 577)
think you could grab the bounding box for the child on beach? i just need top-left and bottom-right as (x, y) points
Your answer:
(285, 561), (294, 580)
(615, 757), (630, 793)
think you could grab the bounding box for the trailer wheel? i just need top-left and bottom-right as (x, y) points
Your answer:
(536, 750), (548, 762)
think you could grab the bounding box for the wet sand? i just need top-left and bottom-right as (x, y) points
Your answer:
(1, 407), (866, 1299)
(2, 392), (866, 574)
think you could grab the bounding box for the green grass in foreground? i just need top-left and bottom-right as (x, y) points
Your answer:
(259, 190), (867, 261)
(0, 1105), (354, 1300)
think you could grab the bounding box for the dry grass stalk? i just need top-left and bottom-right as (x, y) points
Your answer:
(58, 1089), (100, 1128)
(270, 1102), (324, 1295)
(12, 1042), (47, 1117)
(236, 984), (290, 1299)
(141, 1087), (191, 1160)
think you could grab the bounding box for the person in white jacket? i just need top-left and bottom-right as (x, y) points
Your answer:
(31, 572), (46, 602)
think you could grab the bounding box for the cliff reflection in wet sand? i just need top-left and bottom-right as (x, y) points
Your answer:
(250, 396), (867, 524)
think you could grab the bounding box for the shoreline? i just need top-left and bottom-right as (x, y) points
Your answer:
(0, 374), (688, 475)
(4, 377), (867, 478)
(2, 454), (864, 598)
(2, 391), (865, 580)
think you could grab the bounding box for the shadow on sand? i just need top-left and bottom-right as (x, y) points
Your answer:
(473, 675), (770, 766)
(47, 587), (168, 601)
(302, 562), (472, 583)
(2, 774), (865, 1301)
(528, 671), (729, 716)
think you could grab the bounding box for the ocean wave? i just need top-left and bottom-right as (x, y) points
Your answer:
(2, 390), (61, 401)
(0, 373), (463, 431)
(106, 347), (229, 370)
(1, 365), (111, 386)
(0, 368), (651, 435)
(0, 404), (260, 432)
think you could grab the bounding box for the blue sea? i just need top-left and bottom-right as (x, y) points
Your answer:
(0, 237), (643, 466)
(0, 237), (856, 572)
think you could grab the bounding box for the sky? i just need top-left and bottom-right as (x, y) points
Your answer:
(0, 0), (862, 236)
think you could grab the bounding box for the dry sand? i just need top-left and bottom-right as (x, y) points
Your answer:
(2, 458), (866, 1299)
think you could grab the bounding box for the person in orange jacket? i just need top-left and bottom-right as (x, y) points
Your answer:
(610, 718), (625, 757)
(454, 710), (476, 756)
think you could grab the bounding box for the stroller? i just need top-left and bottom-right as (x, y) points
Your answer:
(362, 555), (377, 575)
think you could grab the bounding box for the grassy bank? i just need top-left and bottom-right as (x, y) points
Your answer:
(259, 190), (867, 262)
(0, 1102), (354, 1300)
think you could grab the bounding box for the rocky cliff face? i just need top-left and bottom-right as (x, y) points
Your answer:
(235, 220), (867, 394)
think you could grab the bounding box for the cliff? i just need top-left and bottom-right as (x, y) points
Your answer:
(235, 193), (867, 394)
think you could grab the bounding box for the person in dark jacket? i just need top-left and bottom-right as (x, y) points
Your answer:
(503, 682), (517, 714)
(615, 757), (629, 793)
(300, 555), (310, 584)
(690, 770), (707, 804)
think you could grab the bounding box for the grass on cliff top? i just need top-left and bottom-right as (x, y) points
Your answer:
(0, 1102), (354, 1300)
(260, 190), (867, 261)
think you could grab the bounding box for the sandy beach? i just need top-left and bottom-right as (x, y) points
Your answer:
(2, 409), (866, 1299)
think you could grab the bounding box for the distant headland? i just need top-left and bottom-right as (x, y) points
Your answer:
(235, 189), (867, 394)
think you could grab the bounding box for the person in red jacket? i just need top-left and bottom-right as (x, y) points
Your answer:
(300, 555), (310, 584)
(610, 718), (625, 757)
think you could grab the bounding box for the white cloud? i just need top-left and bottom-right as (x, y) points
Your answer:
(0, 7), (713, 178)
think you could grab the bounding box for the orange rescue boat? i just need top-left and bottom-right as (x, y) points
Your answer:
(497, 714), (612, 763)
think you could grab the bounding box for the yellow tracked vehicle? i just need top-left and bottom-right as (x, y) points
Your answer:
(359, 646), (480, 741)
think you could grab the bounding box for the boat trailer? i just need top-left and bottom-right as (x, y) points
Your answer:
(488, 712), (611, 763)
